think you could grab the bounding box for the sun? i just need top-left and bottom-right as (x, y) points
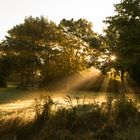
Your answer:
(110, 55), (116, 61)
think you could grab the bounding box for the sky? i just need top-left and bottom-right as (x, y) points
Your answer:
(0, 0), (120, 40)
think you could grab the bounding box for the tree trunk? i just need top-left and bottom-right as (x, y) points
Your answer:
(120, 70), (125, 94)
(20, 70), (25, 89)
(31, 68), (37, 89)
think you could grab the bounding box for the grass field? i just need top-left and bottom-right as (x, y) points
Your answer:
(0, 86), (140, 118)
(0, 94), (140, 140)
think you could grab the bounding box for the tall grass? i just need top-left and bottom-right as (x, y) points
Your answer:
(0, 95), (139, 140)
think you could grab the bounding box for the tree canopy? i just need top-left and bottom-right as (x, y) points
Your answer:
(0, 16), (100, 89)
(1, 0), (140, 89)
(103, 0), (140, 83)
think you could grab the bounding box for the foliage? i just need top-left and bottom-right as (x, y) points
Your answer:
(0, 96), (139, 140)
(59, 18), (100, 48)
(0, 55), (12, 87)
(3, 16), (50, 89)
(103, 0), (140, 84)
(59, 18), (102, 68)
(0, 16), (101, 89)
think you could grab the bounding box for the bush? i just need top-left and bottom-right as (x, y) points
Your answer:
(0, 95), (139, 140)
(113, 96), (138, 127)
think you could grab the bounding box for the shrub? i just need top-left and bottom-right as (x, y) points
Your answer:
(0, 95), (139, 140)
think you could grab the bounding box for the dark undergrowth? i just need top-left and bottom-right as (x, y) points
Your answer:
(0, 95), (140, 140)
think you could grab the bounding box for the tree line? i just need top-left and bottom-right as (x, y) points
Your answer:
(0, 17), (101, 89)
(0, 0), (140, 89)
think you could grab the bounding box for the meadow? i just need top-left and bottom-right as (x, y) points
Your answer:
(0, 87), (140, 140)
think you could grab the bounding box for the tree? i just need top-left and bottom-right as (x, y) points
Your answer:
(4, 16), (55, 89)
(103, 0), (140, 87)
(40, 19), (92, 88)
(0, 56), (12, 87)
(2, 17), (102, 89)
(4, 17), (90, 89)
(59, 18), (101, 48)
(59, 18), (102, 67)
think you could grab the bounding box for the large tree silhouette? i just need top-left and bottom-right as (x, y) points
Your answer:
(104, 0), (140, 86)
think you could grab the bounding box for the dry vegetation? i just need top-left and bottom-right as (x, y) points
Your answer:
(0, 95), (140, 140)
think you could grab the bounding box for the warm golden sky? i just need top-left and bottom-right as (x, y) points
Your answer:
(0, 0), (120, 40)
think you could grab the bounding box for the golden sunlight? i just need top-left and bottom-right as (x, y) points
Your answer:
(110, 55), (116, 61)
